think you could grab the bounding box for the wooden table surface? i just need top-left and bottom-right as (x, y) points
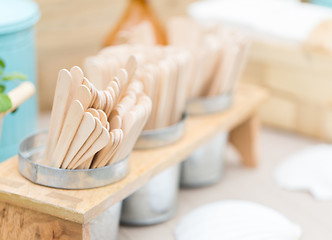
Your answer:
(0, 84), (267, 224)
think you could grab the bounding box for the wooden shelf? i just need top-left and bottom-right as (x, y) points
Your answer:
(0, 84), (267, 237)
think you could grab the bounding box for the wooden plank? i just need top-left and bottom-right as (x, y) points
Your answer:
(230, 115), (259, 167)
(0, 201), (84, 240)
(0, 84), (268, 224)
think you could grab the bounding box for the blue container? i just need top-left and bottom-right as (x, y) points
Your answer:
(0, 0), (40, 162)
(310, 0), (332, 7)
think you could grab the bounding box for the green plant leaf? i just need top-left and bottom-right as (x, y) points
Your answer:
(0, 85), (5, 93)
(0, 59), (5, 70)
(0, 93), (12, 113)
(2, 72), (27, 81)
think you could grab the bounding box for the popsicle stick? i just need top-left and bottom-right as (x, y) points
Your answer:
(110, 115), (122, 130)
(83, 77), (97, 105)
(173, 53), (190, 124)
(50, 100), (85, 168)
(84, 57), (104, 90)
(61, 112), (96, 169)
(87, 108), (100, 118)
(164, 59), (176, 126)
(109, 80), (120, 98)
(117, 69), (129, 90)
(227, 39), (251, 93)
(67, 117), (103, 169)
(104, 90), (113, 117)
(90, 130), (117, 168)
(125, 56), (137, 80)
(97, 110), (108, 128)
(73, 85), (93, 110)
(103, 130), (124, 166)
(92, 91), (102, 109)
(72, 127), (110, 169)
(112, 98), (151, 163)
(44, 69), (72, 164)
(76, 157), (93, 169)
(96, 129), (123, 168)
(83, 156), (94, 169)
(69, 66), (84, 101)
(155, 62), (170, 128)
(127, 80), (143, 94)
(110, 91), (136, 119)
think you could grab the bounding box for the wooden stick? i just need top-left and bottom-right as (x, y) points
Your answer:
(50, 100), (85, 168)
(71, 127), (110, 169)
(67, 117), (103, 169)
(61, 112), (96, 169)
(44, 69), (72, 164)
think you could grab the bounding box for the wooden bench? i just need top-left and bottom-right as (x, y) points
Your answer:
(0, 83), (267, 239)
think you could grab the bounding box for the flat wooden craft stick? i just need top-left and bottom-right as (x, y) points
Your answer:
(90, 131), (116, 168)
(50, 100), (85, 168)
(61, 112), (96, 169)
(73, 85), (93, 111)
(72, 127), (110, 169)
(67, 117), (103, 169)
(44, 69), (72, 163)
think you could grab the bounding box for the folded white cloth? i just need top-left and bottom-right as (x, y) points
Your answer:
(175, 200), (301, 240)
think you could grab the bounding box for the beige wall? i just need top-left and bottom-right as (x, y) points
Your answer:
(36, 0), (195, 110)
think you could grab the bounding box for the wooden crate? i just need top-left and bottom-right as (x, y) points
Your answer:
(241, 34), (332, 141)
(0, 84), (267, 239)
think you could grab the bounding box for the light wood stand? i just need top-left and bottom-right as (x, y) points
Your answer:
(0, 84), (267, 239)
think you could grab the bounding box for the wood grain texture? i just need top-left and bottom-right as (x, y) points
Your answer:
(36, 0), (195, 110)
(0, 201), (83, 240)
(0, 84), (267, 224)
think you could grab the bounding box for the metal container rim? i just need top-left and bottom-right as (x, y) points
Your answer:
(18, 129), (129, 173)
(139, 112), (187, 136)
(187, 92), (232, 106)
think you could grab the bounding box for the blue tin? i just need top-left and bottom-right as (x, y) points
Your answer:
(310, 0), (332, 7)
(0, 0), (40, 161)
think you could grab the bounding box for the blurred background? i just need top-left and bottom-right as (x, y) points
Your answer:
(34, 0), (332, 142)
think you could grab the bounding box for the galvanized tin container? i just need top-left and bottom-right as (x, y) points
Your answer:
(181, 132), (228, 187)
(186, 93), (232, 115)
(134, 113), (186, 149)
(89, 202), (122, 240)
(121, 164), (180, 225)
(181, 93), (232, 188)
(121, 115), (186, 225)
(18, 131), (129, 189)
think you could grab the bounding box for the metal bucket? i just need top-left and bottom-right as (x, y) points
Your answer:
(88, 202), (122, 240)
(121, 164), (180, 225)
(181, 132), (228, 187)
(18, 131), (129, 189)
(181, 93), (232, 188)
(120, 115), (186, 225)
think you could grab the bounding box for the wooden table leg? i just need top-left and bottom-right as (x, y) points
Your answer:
(229, 115), (260, 167)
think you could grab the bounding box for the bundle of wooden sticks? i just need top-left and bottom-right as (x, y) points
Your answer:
(85, 45), (191, 130)
(167, 17), (251, 98)
(42, 57), (152, 169)
(106, 17), (250, 99)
